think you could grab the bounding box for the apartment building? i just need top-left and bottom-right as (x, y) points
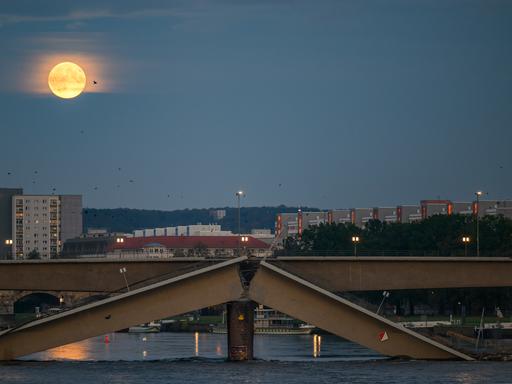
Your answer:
(12, 195), (82, 260)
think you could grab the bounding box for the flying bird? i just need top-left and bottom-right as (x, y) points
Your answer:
(7, 172), (11, 175)
(93, 80), (98, 85)
(129, 179), (134, 183)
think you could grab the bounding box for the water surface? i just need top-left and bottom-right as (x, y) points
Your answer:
(1, 333), (510, 383)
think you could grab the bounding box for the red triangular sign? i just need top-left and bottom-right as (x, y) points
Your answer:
(379, 331), (389, 342)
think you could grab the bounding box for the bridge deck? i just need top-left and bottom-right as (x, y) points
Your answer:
(249, 261), (473, 360)
(270, 256), (512, 291)
(0, 258), (245, 360)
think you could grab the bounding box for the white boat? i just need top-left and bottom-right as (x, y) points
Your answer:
(128, 322), (161, 333)
(212, 306), (314, 335)
(254, 306), (314, 335)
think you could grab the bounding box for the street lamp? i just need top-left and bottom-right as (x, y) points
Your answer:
(377, 291), (390, 315)
(351, 236), (360, 257)
(235, 190), (245, 253)
(119, 267), (130, 292)
(4, 239), (13, 260)
(475, 191), (483, 257)
(462, 236), (470, 257)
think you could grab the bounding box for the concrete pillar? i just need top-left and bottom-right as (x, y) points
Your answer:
(226, 300), (254, 361)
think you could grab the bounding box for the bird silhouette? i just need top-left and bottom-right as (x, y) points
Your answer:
(7, 172), (11, 175)
(129, 179), (134, 183)
(93, 80), (98, 85)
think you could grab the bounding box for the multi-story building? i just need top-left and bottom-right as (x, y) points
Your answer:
(452, 202), (473, 215)
(329, 209), (352, 224)
(11, 195), (82, 260)
(372, 207), (397, 223)
(274, 198), (512, 243)
(275, 212), (299, 238)
(394, 205), (422, 223)
(275, 211), (328, 239)
(0, 188), (23, 259)
(420, 200), (453, 219)
(132, 224), (232, 238)
(60, 195), (83, 244)
(474, 200), (512, 219)
(496, 200), (512, 218)
(351, 208), (374, 227)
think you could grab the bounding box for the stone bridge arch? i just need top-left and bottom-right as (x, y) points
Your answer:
(0, 291), (101, 315)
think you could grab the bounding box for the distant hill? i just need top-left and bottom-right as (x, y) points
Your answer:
(83, 206), (320, 234)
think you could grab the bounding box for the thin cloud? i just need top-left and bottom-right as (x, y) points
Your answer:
(0, 5), (196, 25)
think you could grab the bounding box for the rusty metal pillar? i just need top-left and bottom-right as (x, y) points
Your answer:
(226, 300), (254, 361)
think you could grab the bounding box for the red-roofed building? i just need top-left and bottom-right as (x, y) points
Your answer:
(107, 235), (270, 259)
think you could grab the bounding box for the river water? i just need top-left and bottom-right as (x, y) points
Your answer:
(1, 333), (512, 383)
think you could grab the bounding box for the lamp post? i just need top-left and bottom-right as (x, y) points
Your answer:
(475, 191), (483, 257)
(462, 236), (470, 257)
(4, 239), (12, 259)
(241, 236), (249, 255)
(236, 190), (245, 254)
(119, 267), (129, 292)
(377, 291), (390, 315)
(351, 236), (360, 257)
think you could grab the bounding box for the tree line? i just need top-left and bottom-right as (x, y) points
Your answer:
(83, 206), (319, 234)
(282, 214), (512, 256)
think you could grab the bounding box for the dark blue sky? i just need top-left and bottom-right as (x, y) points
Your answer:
(0, 0), (510, 210)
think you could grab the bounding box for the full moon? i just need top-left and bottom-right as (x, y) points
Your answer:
(48, 62), (86, 99)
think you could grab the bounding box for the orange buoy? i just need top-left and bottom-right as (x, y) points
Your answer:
(104, 335), (110, 344)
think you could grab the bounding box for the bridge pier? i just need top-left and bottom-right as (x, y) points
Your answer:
(226, 300), (255, 361)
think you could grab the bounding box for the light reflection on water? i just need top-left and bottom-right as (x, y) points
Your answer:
(313, 334), (322, 358)
(45, 338), (91, 360)
(24, 332), (382, 362)
(9, 334), (512, 384)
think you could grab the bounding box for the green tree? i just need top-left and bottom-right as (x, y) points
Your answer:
(26, 250), (41, 260)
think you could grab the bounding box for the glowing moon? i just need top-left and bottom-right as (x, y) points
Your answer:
(48, 62), (86, 99)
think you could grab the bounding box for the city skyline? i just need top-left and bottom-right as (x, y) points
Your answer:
(1, 0), (511, 210)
